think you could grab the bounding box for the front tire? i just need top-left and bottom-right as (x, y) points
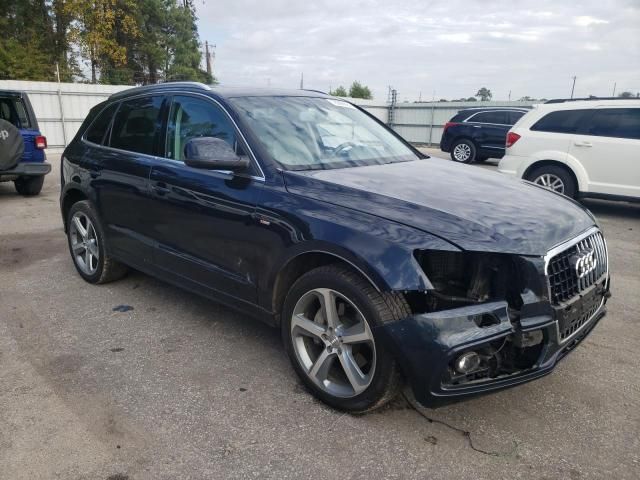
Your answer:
(282, 264), (410, 413)
(450, 139), (477, 163)
(66, 200), (128, 284)
(526, 165), (577, 198)
(14, 175), (44, 196)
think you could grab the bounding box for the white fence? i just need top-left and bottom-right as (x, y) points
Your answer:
(0, 80), (535, 149)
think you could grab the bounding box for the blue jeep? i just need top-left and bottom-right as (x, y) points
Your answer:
(0, 90), (51, 195)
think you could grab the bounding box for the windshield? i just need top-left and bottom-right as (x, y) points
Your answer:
(230, 96), (420, 170)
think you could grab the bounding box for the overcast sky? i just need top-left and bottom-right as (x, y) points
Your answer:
(197, 0), (640, 101)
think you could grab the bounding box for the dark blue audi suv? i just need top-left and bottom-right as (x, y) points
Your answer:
(60, 83), (610, 412)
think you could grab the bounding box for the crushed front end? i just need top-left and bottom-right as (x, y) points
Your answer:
(377, 227), (611, 407)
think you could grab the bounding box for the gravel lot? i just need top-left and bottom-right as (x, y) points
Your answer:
(1, 150), (639, 480)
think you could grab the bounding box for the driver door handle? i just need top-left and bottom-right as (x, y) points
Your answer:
(574, 141), (593, 147)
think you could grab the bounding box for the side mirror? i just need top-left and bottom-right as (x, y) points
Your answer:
(183, 137), (250, 171)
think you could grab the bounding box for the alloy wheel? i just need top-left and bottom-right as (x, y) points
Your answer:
(533, 173), (565, 194)
(452, 143), (471, 162)
(290, 288), (376, 398)
(69, 212), (100, 275)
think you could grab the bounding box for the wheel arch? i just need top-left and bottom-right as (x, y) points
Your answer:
(61, 187), (88, 232)
(523, 160), (582, 192)
(270, 250), (384, 323)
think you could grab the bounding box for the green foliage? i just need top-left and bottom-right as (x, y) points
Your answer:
(348, 81), (372, 99)
(475, 87), (492, 101)
(618, 91), (636, 98)
(0, 0), (212, 84)
(330, 86), (348, 97)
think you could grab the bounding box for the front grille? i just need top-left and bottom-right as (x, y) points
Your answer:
(547, 230), (608, 305)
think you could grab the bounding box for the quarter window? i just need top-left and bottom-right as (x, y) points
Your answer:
(531, 110), (590, 134)
(166, 96), (237, 161)
(507, 111), (526, 125)
(85, 103), (118, 145)
(468, 111), (508, 124)
(109, 96), (164, 155)
(583, 108), (640, 140)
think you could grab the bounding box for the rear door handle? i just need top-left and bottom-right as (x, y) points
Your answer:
(574, 141), (593, 147)
(151, 182), (171, 196)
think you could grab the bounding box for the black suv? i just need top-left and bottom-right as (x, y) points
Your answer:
(60, 83), (610, 412)
(440, 107), (529, 163)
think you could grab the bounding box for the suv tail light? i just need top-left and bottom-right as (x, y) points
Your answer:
(35, 135), (47, 149)
(443, 122), (459, 133)
(506, 132), (520, 148)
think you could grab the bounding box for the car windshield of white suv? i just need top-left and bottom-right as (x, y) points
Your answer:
(230, 96), (420, 170)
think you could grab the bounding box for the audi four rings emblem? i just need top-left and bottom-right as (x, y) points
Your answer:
(0, 129), (9, 140)
(571, 248), (598, 278)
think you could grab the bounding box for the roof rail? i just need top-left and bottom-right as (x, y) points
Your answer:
(301, 88), (329, 95)
(109, 81), (211, 100)
(545, 97), (637, 104)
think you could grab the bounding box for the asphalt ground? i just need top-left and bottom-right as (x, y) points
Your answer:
(1, 150), (638, 480)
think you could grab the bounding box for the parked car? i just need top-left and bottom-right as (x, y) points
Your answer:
(440, 107), (529, 163)
(499, 98), (640, 200)
(60, 83), (610, 412)
(0, 90), (50, 195)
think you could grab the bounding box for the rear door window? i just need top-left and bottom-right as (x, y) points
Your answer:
(582, 108), (640, 140)
(468, 111), (508, 124)
(85, 103), (118, 145)
(109, 96), (165, 155)
(531, 110), (590, 134)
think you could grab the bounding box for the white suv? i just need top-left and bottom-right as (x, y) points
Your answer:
(498, 99), (640, 200)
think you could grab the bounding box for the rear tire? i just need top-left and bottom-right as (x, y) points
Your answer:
(526, 165), (577, 198)
(450, 139), (477, 163)
(14, 175), (44, 196)
(66, 200), (129, 284)
(282, 264), (410, 413)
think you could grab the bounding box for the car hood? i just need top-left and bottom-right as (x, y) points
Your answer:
(282, 158), (595, 256)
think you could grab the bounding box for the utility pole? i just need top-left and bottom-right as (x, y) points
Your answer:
(612, 82), (617, 97)
(204, 41), (215, 78)
(570, 76), (577, 99)
(508, 90), (511, 101)
(299, 72), (304, 89)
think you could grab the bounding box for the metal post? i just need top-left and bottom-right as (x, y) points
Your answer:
(570, 76), (577, 99)
(56, 63), (68, 147)
(428, 103), (435, 146)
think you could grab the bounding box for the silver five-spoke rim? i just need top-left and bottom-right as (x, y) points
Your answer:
(69, 212), (99, 275)
(453, 143), (471, 162)
(533, 173), (565, 193)
(291, 288), (376, 398)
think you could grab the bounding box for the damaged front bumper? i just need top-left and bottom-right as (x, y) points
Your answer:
(377, 276), (611, 408)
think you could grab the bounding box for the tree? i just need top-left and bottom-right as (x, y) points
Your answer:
(348, 81), (373, 99)
(465, 96), (477, 102)
(330, 86), (347, 97)
(518, 96), (537, 101)
(475, 87), (492, 101)
(438, 98), (448, 102)
(619, 91), (634, 98)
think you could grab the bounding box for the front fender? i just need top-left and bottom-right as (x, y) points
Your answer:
(256, 184), (460, 302)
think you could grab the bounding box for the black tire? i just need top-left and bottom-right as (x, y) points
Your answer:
(525, 164), (577, 198)
(282, 264), (410, 413)
(14, 175), (44, 196)
(450, 139), (477, 163)
(66, 200), (128, 284)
